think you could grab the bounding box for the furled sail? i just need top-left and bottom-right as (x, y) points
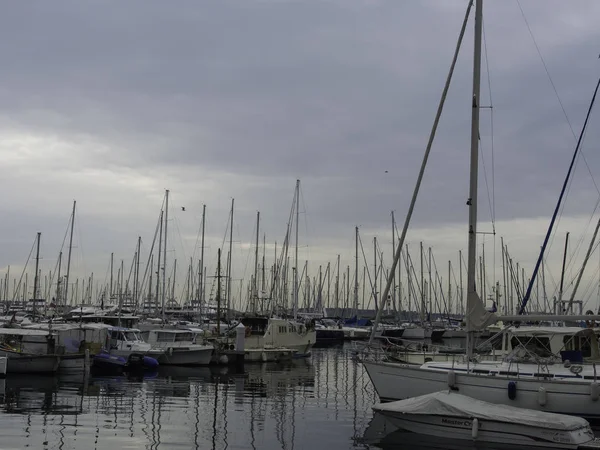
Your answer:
(466, 291), (497, 331)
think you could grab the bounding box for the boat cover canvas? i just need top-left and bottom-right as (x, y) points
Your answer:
(374, 391), (588, 431)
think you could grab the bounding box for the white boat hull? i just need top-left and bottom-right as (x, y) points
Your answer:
(402, 328), (429, 340)
(245, 348), (295, 362)
(342, 327), (370, 340)
(380, 412), (594, 449)
(389, 351), (463, 365)
(110, 348), (164, 360)
(58, 353), (89, 373)
(0, 350), (60, 373)
(363, 361), (600, 418)
(157, 346), (213, 366)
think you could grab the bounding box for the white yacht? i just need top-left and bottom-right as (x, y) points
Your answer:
(143, 329), (213, 365)
(103, 327), (164, 359)
(236, 317), (316, 362)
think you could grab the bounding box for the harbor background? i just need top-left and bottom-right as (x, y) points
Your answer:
(0, 345), (378, 450)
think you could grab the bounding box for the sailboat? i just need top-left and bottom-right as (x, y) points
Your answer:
(362, 0), (600, 418)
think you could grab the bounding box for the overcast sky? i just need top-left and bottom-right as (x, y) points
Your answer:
(0, 0), (599, 313)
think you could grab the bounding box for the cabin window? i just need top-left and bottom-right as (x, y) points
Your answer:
(156, 333), (173, 342)
(510, 336), (552, 357)
(175, 333), (193, 342)
(123, 331), (139, 341)
(563, 335), (592, 358)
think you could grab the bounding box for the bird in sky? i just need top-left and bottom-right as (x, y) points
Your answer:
(181, 207), (186, 211)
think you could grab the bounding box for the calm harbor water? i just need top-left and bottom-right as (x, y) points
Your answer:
(0, 346), (382, 450)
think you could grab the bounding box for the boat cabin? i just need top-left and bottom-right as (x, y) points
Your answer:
(0, 328), (57, 354)
(502, 327), (600, 362)
(240, 317), (270, 336)
(144, 329), (196, 347)
(105, 327), (150, 352)
(78, 314), (139, 328)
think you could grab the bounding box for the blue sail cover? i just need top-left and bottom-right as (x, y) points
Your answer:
(344, 316), (371, 326)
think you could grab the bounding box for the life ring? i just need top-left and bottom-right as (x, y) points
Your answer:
(245, 326), (252, 337)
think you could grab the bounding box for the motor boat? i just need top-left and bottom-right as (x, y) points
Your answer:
(373, 391), (598, 449)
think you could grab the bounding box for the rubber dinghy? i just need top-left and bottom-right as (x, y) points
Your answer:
(374, 391), (599, 449)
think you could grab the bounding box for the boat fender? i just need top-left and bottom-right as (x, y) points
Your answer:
(219, 355), (229, 365)
(143, 356), (159, 369)
(471, 418), (479, 440)
(590, 382), (600, 401)
(447, 370), (456, 389)
(508, 381), (517, 400)
(168, 347), (173, 356)
(538, 387), (547, 406)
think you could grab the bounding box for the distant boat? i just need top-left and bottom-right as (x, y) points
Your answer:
(0, 328), (60, 373)
(143, 329), (213, 366)
(235, 316), (316, 361)
(0, 348), (60, 374)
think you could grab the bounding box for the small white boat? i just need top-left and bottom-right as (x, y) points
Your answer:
(0, 348), (60, 373)
(144, 329), (213, 366)
(374, 391), (597, 449)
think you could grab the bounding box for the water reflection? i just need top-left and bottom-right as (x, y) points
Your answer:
(0, 347), (376, 449)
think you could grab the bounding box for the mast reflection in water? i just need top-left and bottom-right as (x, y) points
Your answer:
(0, 346), (378, 449)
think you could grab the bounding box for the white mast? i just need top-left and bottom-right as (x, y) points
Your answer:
(465, 0), (484, 357)
(162, 189), (169, 323)
(354, 226), (359, 313)
(293, 179), (300, 319)
(253, 211), (260, 313)
(64, 200), (76, 308)
(199, 204), (206, 312)
(226, 198), (234, 318)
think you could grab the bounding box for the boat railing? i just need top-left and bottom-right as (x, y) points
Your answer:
(351, 337), (464, 363)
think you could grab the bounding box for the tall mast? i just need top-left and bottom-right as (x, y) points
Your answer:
(354, 226), (359, 313)
(448, 260), (452, 315)
(217, 248), (222, 334)
(459, 250), (464, 315)
(134, 236), (141, 308)
(118, 259), (123, 327)
(148, 254), (154, 310)
(227, 198), (234, 319)
(253, 211), (260, 313)
(261, 233), (266, 296)
(293, 179), (300, 319)
(172, 258), (177, 304)
(162, 189), (169, 323)
(374, 237), (378, 311)
(110, 252), (114, 300)
(33, 232), (41, 316)
(557, 232), (569, 313)
(420, 241), (424, 323)
(466, 0), (484, 357)
(335, 254), (340, 310)
(64, 200), (76, 308)
(199, 204), (206, 309)
(391, 211), (397, 314)
(156, 210), (163, 314)
(55, 252), (62, 305)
